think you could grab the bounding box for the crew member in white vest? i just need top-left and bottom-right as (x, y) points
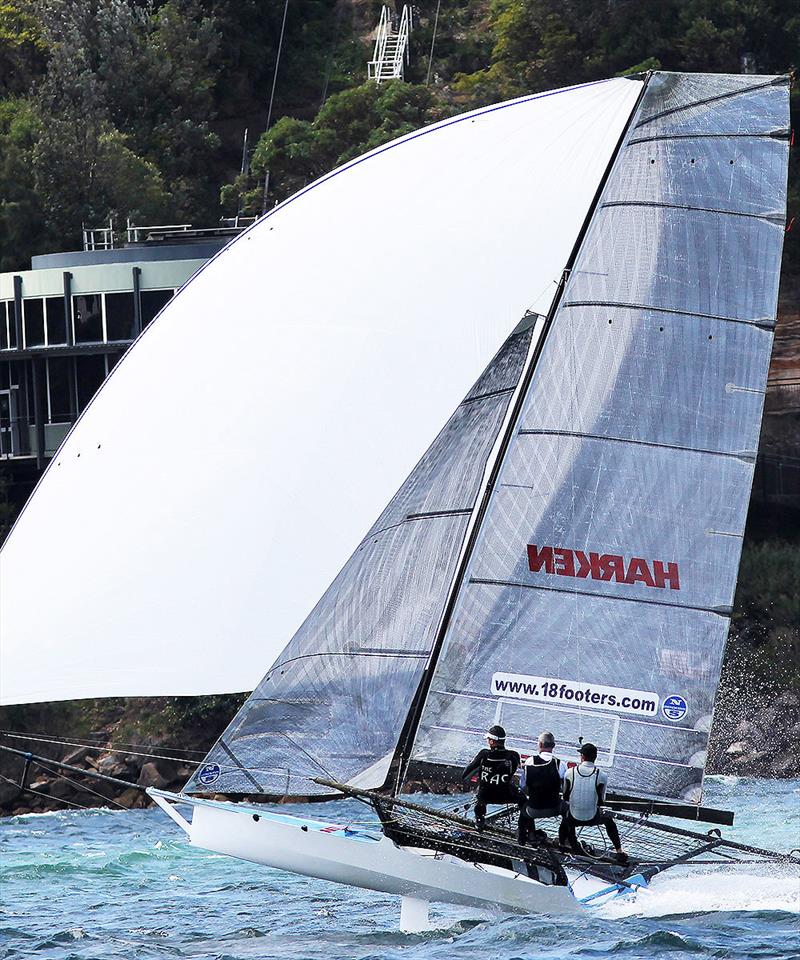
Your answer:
(517, 730), (566, 844)
(559, 742), (627, 862)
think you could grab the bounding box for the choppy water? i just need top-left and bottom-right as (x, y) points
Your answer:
(1, 777), (798, 960)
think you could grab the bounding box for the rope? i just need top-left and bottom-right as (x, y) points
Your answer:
(0, 731), (200, 765)
(266, 0), (290, 133)
(0, 771), (93, 811)
(30, 758), (131, 810)
(0, 728), (207, 754)
(425, 0), (443, 86)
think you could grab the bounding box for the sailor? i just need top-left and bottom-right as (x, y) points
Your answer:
(559, 742), (627, 862)
(517, 730), (566, 845)
(461, 724), (521, 830)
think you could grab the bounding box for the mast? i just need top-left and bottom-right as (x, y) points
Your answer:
(394, 73), (654, 786)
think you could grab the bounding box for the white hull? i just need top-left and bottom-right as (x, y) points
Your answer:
(150, 790), (640, 922)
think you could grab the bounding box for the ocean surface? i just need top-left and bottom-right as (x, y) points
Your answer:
(1, 776), (798, 960)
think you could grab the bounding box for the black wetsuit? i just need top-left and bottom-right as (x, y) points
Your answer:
(461, 747), (521, 825)
(518, 755), (562, 844)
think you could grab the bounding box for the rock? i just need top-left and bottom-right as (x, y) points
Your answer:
(47, 779), (78, 801)
(116, 787), (148, 809)
(138, 762), (170, 789)
(62, 746), (93, 766)
(726, 741), (748, 756)
(96, 753), (132, 779)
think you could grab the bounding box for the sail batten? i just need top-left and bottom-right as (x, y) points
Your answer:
(404, 72), (790, 805)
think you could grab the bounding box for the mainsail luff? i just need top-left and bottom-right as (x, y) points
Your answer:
(404, 72), (790, 805)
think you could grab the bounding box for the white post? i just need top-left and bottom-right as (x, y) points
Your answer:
(400, 896), (431, 933)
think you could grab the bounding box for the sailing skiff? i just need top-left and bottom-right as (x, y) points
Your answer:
(2, 70), (799, 926)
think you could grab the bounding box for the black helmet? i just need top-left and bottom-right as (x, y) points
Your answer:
(486, 724), (506, 741)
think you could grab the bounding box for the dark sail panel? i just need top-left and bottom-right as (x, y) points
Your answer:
(185, 324), (535, 795)
(407, 73), (789, 804)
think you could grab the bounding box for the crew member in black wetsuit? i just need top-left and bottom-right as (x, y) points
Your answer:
(517, 730), (566, 845)
(461, 725), (521, 830)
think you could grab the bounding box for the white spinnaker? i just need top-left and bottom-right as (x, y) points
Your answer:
(0, 78), (642, 704)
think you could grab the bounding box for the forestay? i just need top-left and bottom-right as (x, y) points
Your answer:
(0, 78), (642, 705)
(407, 73), (790, 804)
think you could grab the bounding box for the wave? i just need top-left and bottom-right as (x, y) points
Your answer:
(601, 869), (800, 919)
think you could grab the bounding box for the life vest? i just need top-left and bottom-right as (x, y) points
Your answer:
(565, 763), (600, 821)
(523, 755), (561, 810)
(477, 750), (517, 803)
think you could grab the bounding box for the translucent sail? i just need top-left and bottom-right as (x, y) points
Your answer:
(185, 325), (535, 795)
(406, 73), (790, 804)
(0, 78), (642, 705)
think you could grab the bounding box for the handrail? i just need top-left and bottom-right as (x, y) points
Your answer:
(367, 6), (391, 81)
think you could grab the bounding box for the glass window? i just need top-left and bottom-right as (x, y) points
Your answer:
(8, 302), (17, 348)
(140, 289), (173, 328)
(73, 294), (103, 343)
(106, 292), (136, 341)
(46, 296), (67, 345)
(107, 351), (121, 374)
(76, 354), (106, 410)
(24, 299), (45, 347)
(0, 303), (8, 350)
(0, 360), (9, 390)
(47, 357), (73, 422)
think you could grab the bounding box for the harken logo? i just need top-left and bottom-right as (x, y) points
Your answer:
(527, 544), (680, 591)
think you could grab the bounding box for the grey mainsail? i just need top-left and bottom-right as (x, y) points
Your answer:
(406, 72), (790, 804)
(185, 323), (536, 795)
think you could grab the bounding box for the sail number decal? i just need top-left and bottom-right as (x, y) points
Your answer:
(492, 672), (660, 718)
(527, 544), (680, 591)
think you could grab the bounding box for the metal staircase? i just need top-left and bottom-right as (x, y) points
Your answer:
(368, 5), (412, 83)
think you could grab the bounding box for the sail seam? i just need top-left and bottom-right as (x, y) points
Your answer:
(600, 199), (785, 224)
(635, 77), (785, 128)
(628, 130), (790, 145)
(361, 510), (471, 544)
(469, 577), (732, 617)
(405, 509), (473, 521)
(516, 428), (756, 463)
(561, 300), (776, 330)
(269, 650), (431, 673)
(460, 386), (515, 405)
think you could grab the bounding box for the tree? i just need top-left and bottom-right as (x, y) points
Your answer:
(0, 1), (46, 95)
(224, 81), (453, 215)
(0, 98), (49, 271)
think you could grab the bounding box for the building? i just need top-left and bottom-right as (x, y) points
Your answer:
(0, 223), (245, 488)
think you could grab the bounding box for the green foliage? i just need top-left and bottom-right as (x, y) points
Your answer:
(0, 97), (49, 271)
(227, 80), (453, 214)
(451, 0), (800, 100)
(0, 0), (46, 95)
(734, 541), (800, 631)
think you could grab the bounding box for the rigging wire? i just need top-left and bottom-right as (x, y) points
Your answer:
(425, 0), (443, 86)
(29, 758), (132, 811)
(266, 0), (290, 135)
(0, 732), (201, 766)
(0, 728), (207, 756)
(0, 771), (93, 811)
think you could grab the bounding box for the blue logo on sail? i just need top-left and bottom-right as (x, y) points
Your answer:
(198, 762), (221, 785)
(662, 695), (688, 722)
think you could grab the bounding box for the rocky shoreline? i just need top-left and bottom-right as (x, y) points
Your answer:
(2, 690), (798, 818)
